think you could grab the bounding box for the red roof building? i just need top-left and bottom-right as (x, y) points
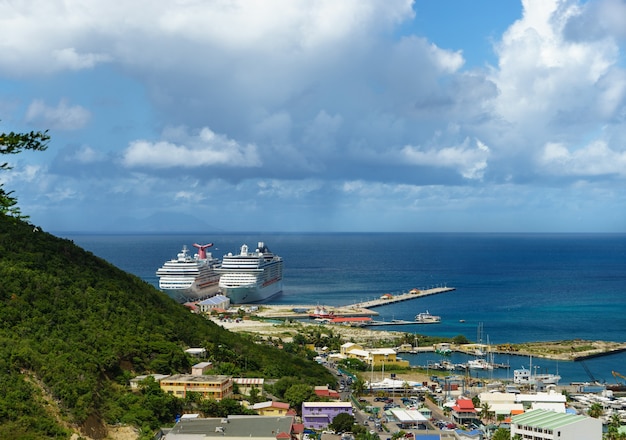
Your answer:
(451, 397), (478, 425)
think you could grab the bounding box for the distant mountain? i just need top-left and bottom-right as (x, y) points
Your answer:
(0, 215), (332, 439)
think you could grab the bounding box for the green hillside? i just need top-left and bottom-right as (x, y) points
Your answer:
(0, 216), (334, 439)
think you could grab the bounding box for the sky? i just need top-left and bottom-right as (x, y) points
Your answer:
(1, 0), (626, 233)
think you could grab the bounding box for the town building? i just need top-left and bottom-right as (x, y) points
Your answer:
(252, 401), (291, 416)
(160, 374), (233, 400)
(197, 295), (231, 313)
(301, 401), (353, 430)
(338, 343), (409, 368)
(510, 408), (602, 440)
(191, 362), (213, 376)
(450, 397), (478, 426)
(233, 377), (264, 396)
(313, 385), (340, 400)
(477, 391), (524, 418)
(129, 374), (170, 390)
(162, 415), (296, 440)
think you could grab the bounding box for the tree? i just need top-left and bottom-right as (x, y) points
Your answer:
(0, 128), (49, 219)
(492, 427), (511, 440)
(284, 383), (313, 413)
(329, 412), (355, 434)
(351, 376), (366, 397)
(588, 402), (604, 418)
(480, 402), (492, 423)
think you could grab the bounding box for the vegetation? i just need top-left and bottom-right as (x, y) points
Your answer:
(0, 215), (335, 438)
(0, 128), (49, 219)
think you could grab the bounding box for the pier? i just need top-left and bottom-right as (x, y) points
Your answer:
(254, 286), (456, 319)
(350, 286), (456, 309)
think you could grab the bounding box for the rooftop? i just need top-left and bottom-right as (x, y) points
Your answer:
(511, 409), (589, 429)
(165, 415), (293, 440)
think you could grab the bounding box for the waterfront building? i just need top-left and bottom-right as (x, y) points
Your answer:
(511, 408), (601, 440)
(197, 295), (231, 313)
(160, 374), (233, 400)
(338, 343), (409, 368)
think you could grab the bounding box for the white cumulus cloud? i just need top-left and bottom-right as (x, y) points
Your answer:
(122, 127), (261, 169)
(401, 138), (490, 180)
(538, 141), (626, 176)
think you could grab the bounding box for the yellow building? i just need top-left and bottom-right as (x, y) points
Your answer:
(252, 401), (291, 416)
(339, 343), (409, 368)
(160, 374), (233, 400)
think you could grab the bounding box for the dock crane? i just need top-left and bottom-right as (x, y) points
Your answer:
(612, 371), (626, 384)
(580, 360), (602, 384)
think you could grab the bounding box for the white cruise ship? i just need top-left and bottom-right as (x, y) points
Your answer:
(156, 243), (221, 303)
(216, 242), (283, 304)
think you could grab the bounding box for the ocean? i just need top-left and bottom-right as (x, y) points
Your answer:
(58, 232), (626, 386)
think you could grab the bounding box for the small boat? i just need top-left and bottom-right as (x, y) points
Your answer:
(415, 311), (441, 324)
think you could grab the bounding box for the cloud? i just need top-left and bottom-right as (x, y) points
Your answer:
(121, 127), (261, 169)
(52, 48), (112, 71)
(538, 140), (626, 177)
(401, 138), (490, 180)
(25, 99), (91, 130)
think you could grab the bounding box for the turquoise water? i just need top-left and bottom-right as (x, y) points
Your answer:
(60, 232), (626, 385)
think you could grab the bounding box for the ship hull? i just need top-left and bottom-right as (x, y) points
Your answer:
(161, 282), (220, 303)
(221, 280), (283, 304)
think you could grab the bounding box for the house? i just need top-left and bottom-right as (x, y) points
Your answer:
(162, 415), (296, 440)
(129, 374), (170, 390)
(191, 362), (213, 376)
(160, 374), (233, 400)
(185, 347), (207, 358)
(197, 295), (231, 313)
(252, 401), (291, 416)
(510, 408), (602, 440)
(234, 377), (265, 396)
(450, 397), (478, 425)
(301, 402), (353, 430)
(313, 385), (340, 400)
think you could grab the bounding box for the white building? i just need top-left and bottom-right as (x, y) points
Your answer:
(511, 408), (602, 440)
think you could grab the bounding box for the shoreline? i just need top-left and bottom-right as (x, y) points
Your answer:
(209, 315), (626, 362)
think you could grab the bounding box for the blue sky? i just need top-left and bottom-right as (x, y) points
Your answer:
(1, 0), (625, 233)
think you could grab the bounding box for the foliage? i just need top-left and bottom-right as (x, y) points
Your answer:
(329, 412), (355, 433)
(338, 357), (368, 372)
(284, 384), (314, 412)
(0, 128), (49, 220)
(0, 215), (335, 437)
(588, 402), (604, 418)
(492, 427), (512, 440)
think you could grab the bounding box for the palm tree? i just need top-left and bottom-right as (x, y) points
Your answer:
(588, 402), (604, 418)
(351, 376), (366, 397)
(480, 402), (492, 423)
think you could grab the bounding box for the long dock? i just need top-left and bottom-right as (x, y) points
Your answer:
(350, 286), (456, 309)
(255, 286), (456, 319)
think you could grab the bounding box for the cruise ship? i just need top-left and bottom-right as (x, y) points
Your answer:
(156, 243), (221, 303)
(216, 242), (283, 304)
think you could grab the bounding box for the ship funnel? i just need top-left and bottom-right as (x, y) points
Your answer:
(193, 243), (213, 260)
